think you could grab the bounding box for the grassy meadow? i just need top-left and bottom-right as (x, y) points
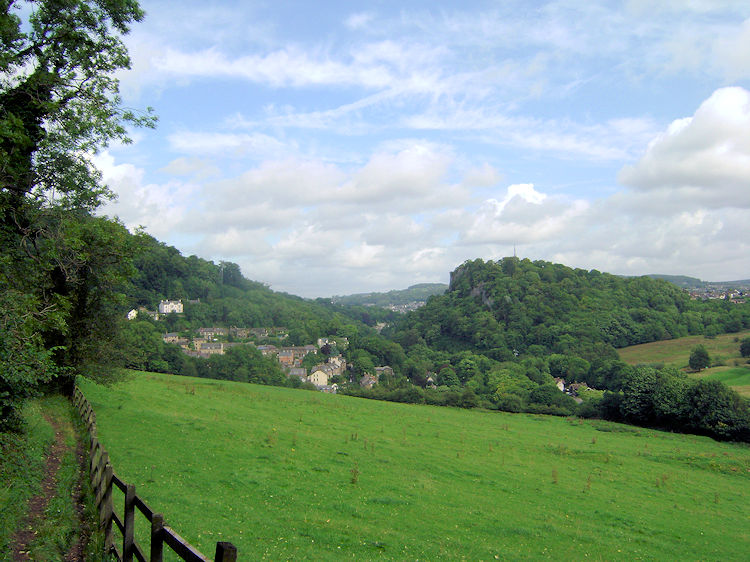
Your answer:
(618, 331), (750, 397)
(78, 372), (749, 560)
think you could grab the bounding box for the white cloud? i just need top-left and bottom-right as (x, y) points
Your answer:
(345, 12), (375, 31)
(714, 19), (750, 80)
(159, 157), (220, 179)
(168, 131), (292, 159)
(98, 5), (750, 295)
(619, 87), (750, 208)
(94, 152), (197, 239)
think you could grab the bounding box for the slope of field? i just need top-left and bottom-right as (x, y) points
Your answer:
(617, 331), (750, 397)
(700, 368), (750, 398)
(78, 373), (750, 560)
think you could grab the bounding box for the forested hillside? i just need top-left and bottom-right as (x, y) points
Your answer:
(389, 257), (748, 362)
(117, 233), (407, 387)
(129, 233), (364, 343)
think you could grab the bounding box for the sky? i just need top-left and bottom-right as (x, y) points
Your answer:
(96, 0), (750, 298)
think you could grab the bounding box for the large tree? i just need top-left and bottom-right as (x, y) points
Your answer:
(1, 0), (153, 211)
(0, 0), (153, 429)
(688, 345), (710, 372)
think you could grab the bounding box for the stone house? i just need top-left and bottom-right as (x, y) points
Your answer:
(158, 299), (183, 314)
(360, 373), (378, 389)
(198, 327), (228, 339)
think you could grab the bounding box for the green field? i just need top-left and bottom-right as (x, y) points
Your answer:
(78, 372), (749, 560)
(618, 331), (750, 396)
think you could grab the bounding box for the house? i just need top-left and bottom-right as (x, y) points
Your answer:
(230, 327), (251, 339)
(374, 366), (394, 378)
(309, 368), (331, 387)
(567, 382), (589, 396)
(163, 332), (181, 343)
(126, 309), (138, 320)
(158, 299), (183, 314)
(289, 367), (307, 380)
(249, 328), (269, 339)
(278, 346), (316, 367)
(318, 384), (337, 394)
(256, 344), (278, 356)
(323, 355), (347, 376)
(198, 327), (228, 339)
(554, 377), (565, 392)
(309, 364), (337, 387)
(138, 306), (159, 321)
(278, 349), (295, 366)
(197, 342), (224, 355)
(360, 374), (378, 389)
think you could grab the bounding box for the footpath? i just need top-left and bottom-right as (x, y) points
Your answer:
(9, 400), (91, 561)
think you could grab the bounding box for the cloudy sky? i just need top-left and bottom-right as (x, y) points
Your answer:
(98, 0), (750, 297)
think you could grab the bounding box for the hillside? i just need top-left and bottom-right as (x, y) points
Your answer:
(79, 372), (750, 561)
(389, 257), (750, 361)
(646, 274), (706, 288)
(332, 283), (448, 308)
(647, 274), (750, 291)
(129, 233), (358, 339)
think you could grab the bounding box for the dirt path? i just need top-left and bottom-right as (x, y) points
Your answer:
(10, 409), (88, 561)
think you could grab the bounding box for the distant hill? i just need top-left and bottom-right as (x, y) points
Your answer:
(646, 274), (706, 288)
(332, 283), (448, 308)
(647, 274), (750, 290)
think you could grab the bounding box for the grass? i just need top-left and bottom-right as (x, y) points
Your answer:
(0, 400), (54, 555)
(618, 331), (750, 396)
(79, 372), (750, 561)
(0, 395), (103, 560)
(699, 367), (750, 397)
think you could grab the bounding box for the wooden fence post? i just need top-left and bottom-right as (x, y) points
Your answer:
(215, 541), (237, 562)
(102, 463), (114, 551)
(123, 483), (136, 561)
(151, 513), (164, 562)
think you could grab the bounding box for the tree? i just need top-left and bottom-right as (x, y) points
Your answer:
(740, 337), (750, 358)
(688, 345), (710, 371)
(0, 0), (154, 428)
(1, 0), (154, 210)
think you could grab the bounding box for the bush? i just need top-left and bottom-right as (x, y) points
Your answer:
(496, 393), (524, 413)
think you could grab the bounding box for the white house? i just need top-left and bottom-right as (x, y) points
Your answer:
(158, 299), (183, 314)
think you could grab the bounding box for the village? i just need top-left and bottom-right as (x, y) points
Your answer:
(130, 300), (394, 394)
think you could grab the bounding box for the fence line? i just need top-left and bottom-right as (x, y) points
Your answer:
(73, 387), (237, 562)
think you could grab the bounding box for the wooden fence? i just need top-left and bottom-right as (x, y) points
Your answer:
(73, 387), (237, 562)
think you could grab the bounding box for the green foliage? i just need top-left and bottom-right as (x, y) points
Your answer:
(689, 345), (711, 371)
(617, 366), (749, 441)
(0, 0), (154, 209)
(740, 337), (750, 358)
(0, 0), (152, 427)
(0, 290), (59, 430)
(392, 258), (748, 365)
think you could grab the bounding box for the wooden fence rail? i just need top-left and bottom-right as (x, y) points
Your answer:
(73, 387), (237, 562)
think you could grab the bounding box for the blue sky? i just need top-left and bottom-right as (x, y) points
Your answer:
(97, 0), (750, 297)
